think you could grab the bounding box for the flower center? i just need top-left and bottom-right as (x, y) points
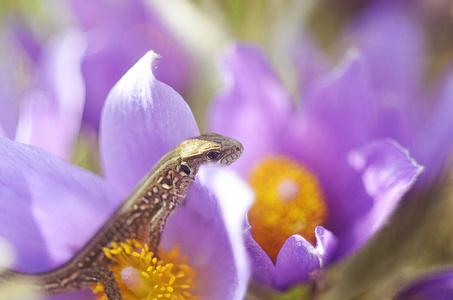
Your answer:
(91, 239), (198, 300)
(248, 156), (327, 263)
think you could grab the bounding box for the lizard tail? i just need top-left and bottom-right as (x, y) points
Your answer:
(0, 265), (89, 297)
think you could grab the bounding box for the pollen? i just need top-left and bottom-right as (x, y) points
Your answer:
(91, 239), (198, 300)
(248, 156), (328, 263)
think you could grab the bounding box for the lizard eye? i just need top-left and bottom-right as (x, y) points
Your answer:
(180, 164), (191, 175)
(207, 151), (221, 160)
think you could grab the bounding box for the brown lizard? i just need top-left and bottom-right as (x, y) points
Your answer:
(0, 133), (243, 300)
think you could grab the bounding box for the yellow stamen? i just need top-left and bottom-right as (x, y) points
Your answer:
(92, 240), (198, 300)
(248, 156), (328, 263)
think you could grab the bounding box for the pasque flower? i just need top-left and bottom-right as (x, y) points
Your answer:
(208, 2), (453, 291)
(209, 43), (423, 290)
(0, 52), (251, 299)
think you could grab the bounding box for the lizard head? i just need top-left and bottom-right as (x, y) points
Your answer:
(177, 133), (243, 178)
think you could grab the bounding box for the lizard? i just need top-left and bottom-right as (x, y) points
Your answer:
(0, 133), (243, 300)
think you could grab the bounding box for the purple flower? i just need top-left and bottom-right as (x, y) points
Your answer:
(395, 268), (453, 300)
(68, 0), (190, 129)
(207, 1), (453, 290)
(208, 43), (423, 290)
(0, 51), (251, 299)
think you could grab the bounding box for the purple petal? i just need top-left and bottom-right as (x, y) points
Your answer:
(72, 0), (189, 128)
(274, 227), (337, 290)
(0, 237), (15, 268)
(10, 25), (42, 64)
(334, 138), (422, 259)
(245, 225), (337, 290)
(288, 50), (375, 237)
(314, 226), (338, 264)
(411, 69), (453, 184)
(293, 33), (330, 98)
(288, 49), (375, 172)
(100, 51), (199, 197)
(0, 34), (22, 139)
(209, 44), (293, 175)
(68, 0), (147, 30)
(0, 137), (121, 272)
(15, 30), (86, 161)
(345, 2), (425, 149)
(244, 220), (276, 287)
(396, 269), (453, 300)
(0, 81), (19, 139)
(374, 102), (415, 148)
(347, 1), (425, 102)
(274, 235), (321, 290)
(0, 125), (5, 137)
(161, 167), (253, 299)
(302, 49), (375, 154)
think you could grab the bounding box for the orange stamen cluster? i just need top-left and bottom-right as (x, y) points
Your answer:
(91, 239), (198, 300)
(248, 156), (328, 263)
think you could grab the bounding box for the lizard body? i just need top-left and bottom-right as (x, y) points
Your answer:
(0, 133), (243, 299)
